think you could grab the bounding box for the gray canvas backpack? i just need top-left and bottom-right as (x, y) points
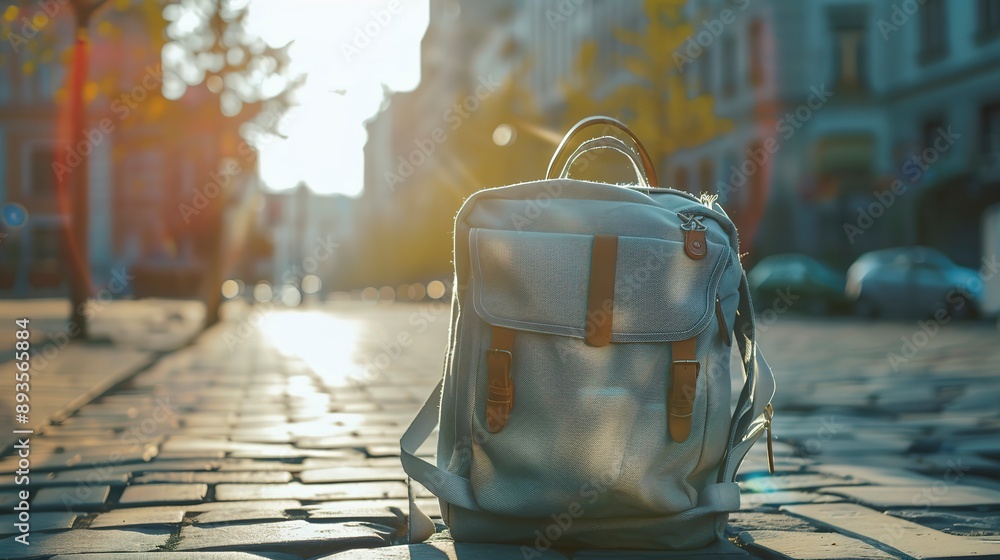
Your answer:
(401, 116), (776, 551)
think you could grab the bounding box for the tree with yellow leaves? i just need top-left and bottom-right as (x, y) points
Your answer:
(610, 0), (733, 187)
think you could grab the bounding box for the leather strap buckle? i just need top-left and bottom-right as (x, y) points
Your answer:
(486, 348), (513, 434)
(668, 358), (699, 443)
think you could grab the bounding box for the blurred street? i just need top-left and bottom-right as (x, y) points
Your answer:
(1, 302), (999, 559)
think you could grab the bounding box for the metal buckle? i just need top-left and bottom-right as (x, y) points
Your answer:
(487, 349), (512, 362)
(670, 359), (701, 371)
(679, 212), (708, 232)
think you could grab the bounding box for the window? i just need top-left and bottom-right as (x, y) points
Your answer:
(982, 103), (1000, 160)
(978, 0), (1000, 42)
(31, 226), (61, 261)
(828, 7), (867, 92)
(919, 0), (948, 63)
(922, 117), (945, 153)
(698, 46), (712, 95)
(749, 19), (765, 87)
(29, 148), (57, 197)
(721, 33), (737, 98)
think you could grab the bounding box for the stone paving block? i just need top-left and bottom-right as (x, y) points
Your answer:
(296, 435), (401, 449)
(741, 491), (840, 509)
(956, 438), (1000, 459)
(888, 509), (1000, 537)
(184, 500), (303, 512)
(215, 481), (408, 502)
(32, 485), (111, 511)
(740, 473), (857, 493)
(820, 484), (1000, 508)
(89, 506), (186, 528)
(914, 454), (1000, 479)
(801, 439), (912, 457)
(49, 553), (301, 559)
(570, 538), (749, 557)
(0, 527), (171, 558)
(0, 470), (130, 490)
(725, 512), (824, 534)
(175, 520), (392, 556)
(218, 459), (335, 471)
(117, 459), (220, 473)
(811, 464), (936, 486)
(229, 429), (294, 444)
(313, 542), (569, 559)
(367, 444), (434, 458)
(299, 467), (405, 484)
(194, 507), (293, 525)
(135, 471), (293, 484)
(119, 483), (208, 505)
(737, 530), (895, 559)
(0, 512), (77, 536)
(155, 448), (228, 460)
(303, 504), (405, 529)
(783, 502), (1000, 559)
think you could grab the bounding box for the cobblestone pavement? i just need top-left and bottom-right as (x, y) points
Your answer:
(1, 301), (999, 559)
(0, 300), (204, 450)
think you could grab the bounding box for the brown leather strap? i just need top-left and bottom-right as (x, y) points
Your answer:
(585, 235), (618, 347)
(684, 229), (707, 260)
(668, 337), (699, 443)
(486, 326), (515, 433)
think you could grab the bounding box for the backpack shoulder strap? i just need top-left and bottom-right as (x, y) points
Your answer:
(400, 378), (481, 541)
(720, 271), (777, 483)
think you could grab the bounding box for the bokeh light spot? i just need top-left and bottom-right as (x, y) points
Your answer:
(427, 280), (446, 300)
(221, 279), (240, 299)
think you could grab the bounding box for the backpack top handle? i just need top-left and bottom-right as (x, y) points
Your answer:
(545, 115), (659, 187)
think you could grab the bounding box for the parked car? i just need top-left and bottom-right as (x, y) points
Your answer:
(845, 246), (981, 319)
(747, 254), (850, 315)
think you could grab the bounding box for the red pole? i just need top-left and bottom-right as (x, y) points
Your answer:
(56, 20), (94, 338)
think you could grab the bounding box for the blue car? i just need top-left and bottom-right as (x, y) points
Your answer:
(846, 247), (982, 319)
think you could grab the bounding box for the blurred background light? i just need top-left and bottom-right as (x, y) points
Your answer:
(253, 282), (273, 303)
(427, 281), (446, 300)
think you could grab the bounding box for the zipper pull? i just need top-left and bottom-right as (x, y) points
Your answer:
(715, 297), (731, 346)
(765, 403), (775, 475)
(679, 212), (708, 260)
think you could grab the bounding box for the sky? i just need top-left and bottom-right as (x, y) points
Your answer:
(244, 0), (430, 196)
